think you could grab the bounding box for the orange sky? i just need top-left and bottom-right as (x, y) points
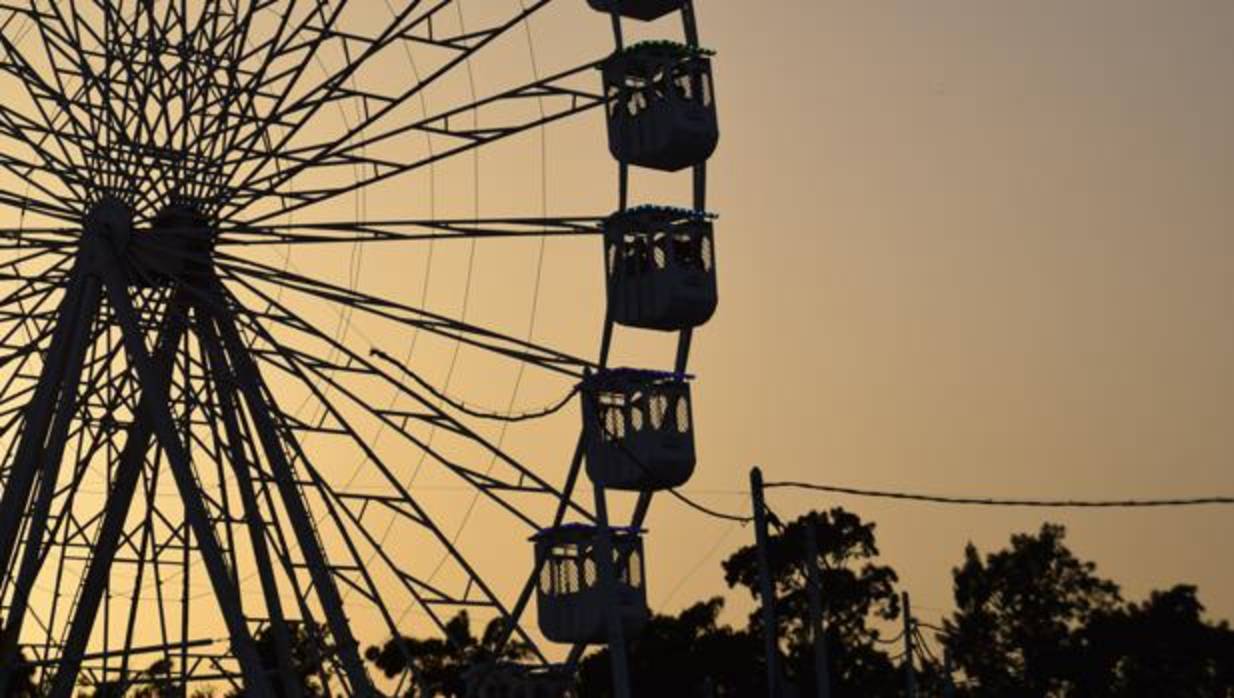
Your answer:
(655, 0), (1234, 628)
(0, 0), (1230, 673)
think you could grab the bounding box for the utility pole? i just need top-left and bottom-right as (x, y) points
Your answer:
(750, 467), (780, 698)
(902, 591), (917, 698)
(803, 514), (831, 698)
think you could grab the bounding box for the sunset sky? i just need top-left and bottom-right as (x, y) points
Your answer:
(658, 0), (1234, 627)
(0, 0), (1230, 675)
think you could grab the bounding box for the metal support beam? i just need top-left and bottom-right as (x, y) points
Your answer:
(47, 244), (274, 698)
(0, 270), (88, 585)
(45, 291), (191, 696)
(210, 294), (373, 695)
(0, 274), (100, 695)
(197, 312), (304, 698)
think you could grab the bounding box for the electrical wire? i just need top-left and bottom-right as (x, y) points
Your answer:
(370, 347), (578, 422)
(669, 488), (753, 523)
(592, 408), (753, 523)
(763, 481), (1234, 508)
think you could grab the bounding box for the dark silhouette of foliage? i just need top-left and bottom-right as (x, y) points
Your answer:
(1074, 584), (1234, 697)
(721, 508), (903, 696)
(578, 597), (765, 697)
(224, 621), (335, 698)
(79, 659), (181, 698)
(130, 659), (182, 698)
(365, 610), (533, 697)
(943, 523), (1122, 697)
(9, 650), (38, 698)
(943, 523), (1234, 697)
(54, 517), (1234, 697)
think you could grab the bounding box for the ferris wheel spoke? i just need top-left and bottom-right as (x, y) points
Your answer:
(218, 278), (587, 521)
(0, 316), (125, 608)
(0, 0), (710, 685)
(215, 215), (604, 246)
(195, 360), (455, 688)
(92, 8), (191, 216)
(0, 28), (98, 193)
(214, 295), (553, 663)
(0, 269), (93, 590)
(0, 150), (87, 210)
(216, 253), (591, 375)
(195, 1), (346, 175)
(0, 113), (90, 203)
(213, 0), (535, 211)
(206, 293), (527, 681)
(0, 186), (82, 224)
(28, 3), (113, 169)
(230, 60), (604, 224)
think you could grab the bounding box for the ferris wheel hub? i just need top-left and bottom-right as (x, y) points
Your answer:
(83, 197), (133, 252)
(82, 198), (217, 285)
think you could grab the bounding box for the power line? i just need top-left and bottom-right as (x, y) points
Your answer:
(669, 488), (754, 523)
(370, 346), (578, 422)
(763, 481), (1234, 508)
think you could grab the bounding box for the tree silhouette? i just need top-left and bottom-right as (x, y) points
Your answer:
(10, 650), (37, 697)
(365, 611), (533, 697)
(29, 516), (1234, 697)
(222, 621), (335, 698)
(721, 508), (903, 696)
(943, 523), (1122, 697)
(578, 597), (764, 697)
(942, 523), (1234, 697)
(1075, 584), (1234, 696)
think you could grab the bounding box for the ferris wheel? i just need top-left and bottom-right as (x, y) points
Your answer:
(0, 0), (719, 695)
